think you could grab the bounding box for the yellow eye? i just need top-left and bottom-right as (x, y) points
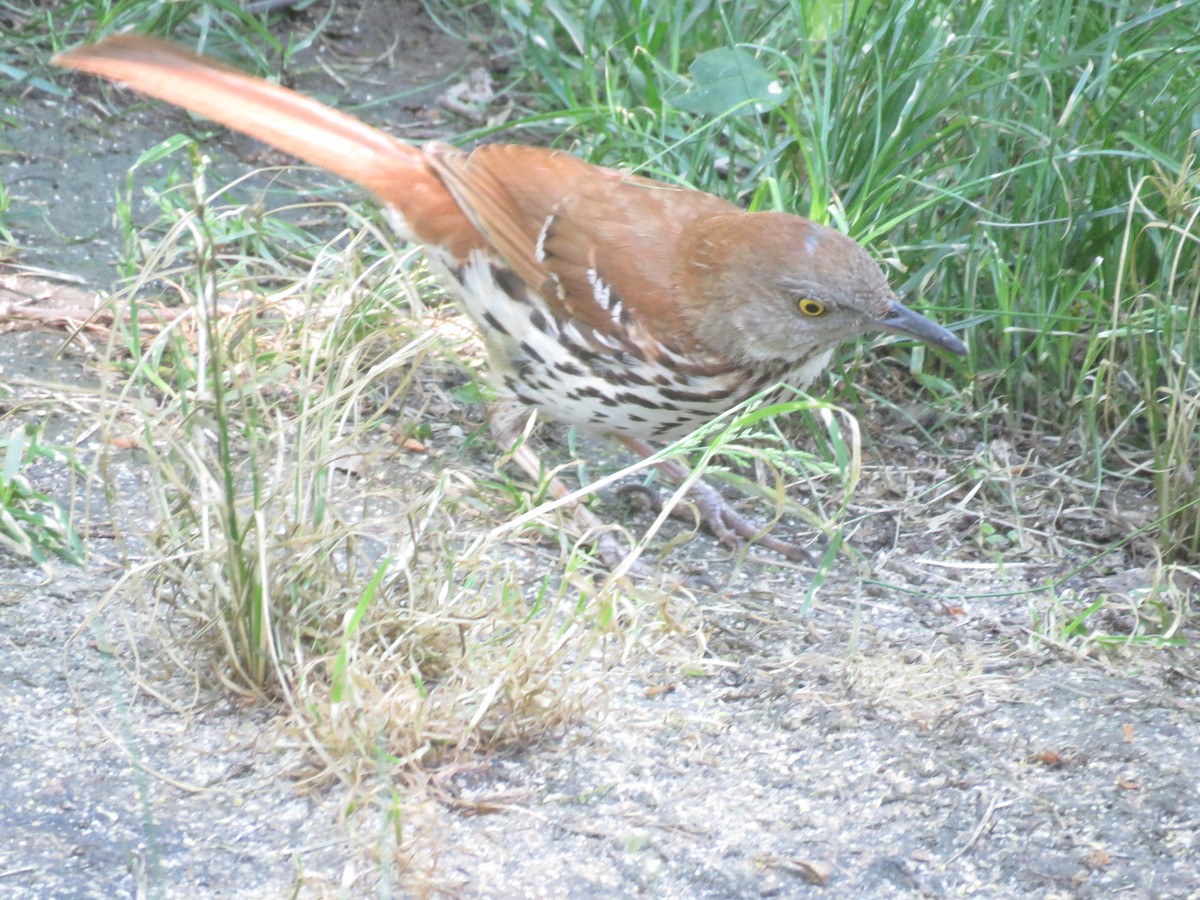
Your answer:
(798, 298), (826, 317)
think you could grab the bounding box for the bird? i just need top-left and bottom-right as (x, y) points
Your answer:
(53, 35), (967, 568)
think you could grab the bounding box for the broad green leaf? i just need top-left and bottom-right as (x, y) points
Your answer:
(670, 48), (788, 116)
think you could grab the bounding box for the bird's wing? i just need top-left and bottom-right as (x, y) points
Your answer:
(425, 143), (739, 348)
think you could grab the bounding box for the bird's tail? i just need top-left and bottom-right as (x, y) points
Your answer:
(53, 35), (477, 257)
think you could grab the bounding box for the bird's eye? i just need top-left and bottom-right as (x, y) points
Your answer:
(797, 298), (826, 317)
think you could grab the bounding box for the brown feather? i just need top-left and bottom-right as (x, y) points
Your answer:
(424, 143), (737, 348)
(52, 34), (483, 261)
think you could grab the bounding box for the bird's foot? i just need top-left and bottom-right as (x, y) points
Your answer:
(615, 437), (813, 562)
(619, 478), (811, 562)
(489, 401), (805, 574)
(581, 503), (722, 587)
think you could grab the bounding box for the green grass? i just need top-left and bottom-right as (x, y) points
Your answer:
(1, 0), (309, 62)
(0, 423), (85, 566)
(0, 174), (14, 251)
(472, 0), (1200, 561)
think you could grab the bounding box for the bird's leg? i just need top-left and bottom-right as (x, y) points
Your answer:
(618, 437), (812, 562)
(487, 401), (806, 567)
(486, 398), (634, 571)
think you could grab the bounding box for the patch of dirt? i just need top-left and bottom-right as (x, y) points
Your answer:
(2, 3), (1198, 897)
(3, 1), (468, 284)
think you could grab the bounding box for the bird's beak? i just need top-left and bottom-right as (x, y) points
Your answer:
(878, 299), (967, 355)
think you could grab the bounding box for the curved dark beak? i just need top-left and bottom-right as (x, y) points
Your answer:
(878, 299), (967, 355)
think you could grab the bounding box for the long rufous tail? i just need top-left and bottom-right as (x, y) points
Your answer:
(53, 34), (478, 258)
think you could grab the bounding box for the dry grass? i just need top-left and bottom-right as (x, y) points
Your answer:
(85, 174), (724, 817)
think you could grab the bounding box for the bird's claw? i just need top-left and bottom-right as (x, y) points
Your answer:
(618, 477), (812, 562)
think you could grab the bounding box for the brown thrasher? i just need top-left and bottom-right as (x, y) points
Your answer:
(53, 36), (966, 566)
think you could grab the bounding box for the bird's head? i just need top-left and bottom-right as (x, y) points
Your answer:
(675, 212), (966, 365)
